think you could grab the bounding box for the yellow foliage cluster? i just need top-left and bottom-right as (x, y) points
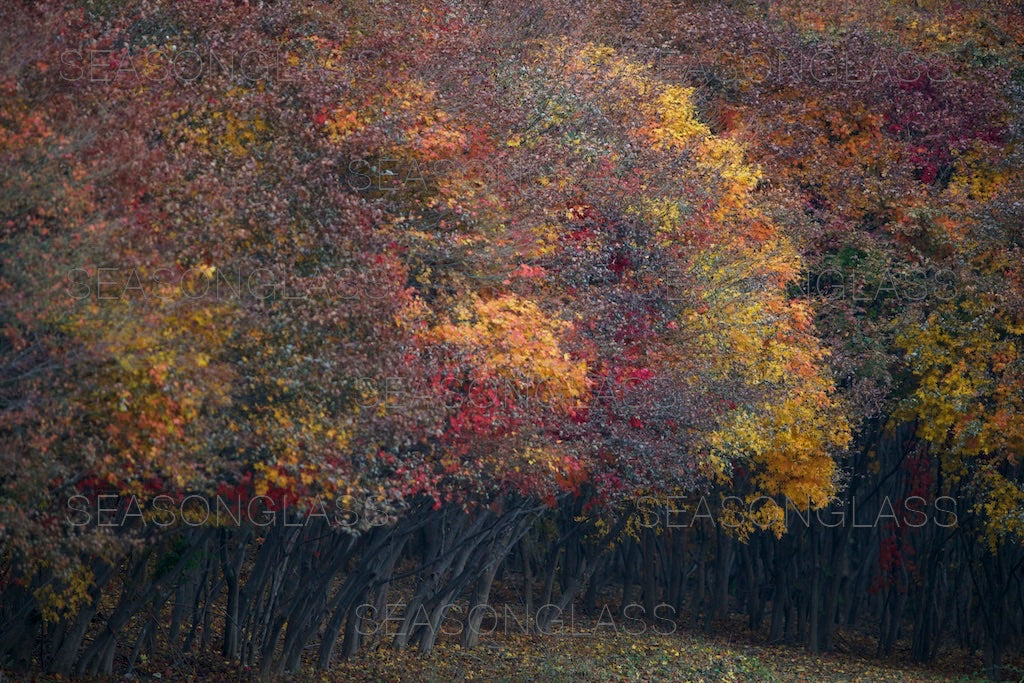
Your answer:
(171, 90), (269, 159)
(35, 565), (94, 624)
(646, 85), (710, 149)
(57, 272), (236, 492)
(897, 301), (1024, 544)
(687, 240), (850, 510)
(427, 294), (588, 408)
(974, 467), (1024, 551)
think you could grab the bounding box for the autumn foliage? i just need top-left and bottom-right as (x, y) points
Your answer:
(1, 0), (1023, 678)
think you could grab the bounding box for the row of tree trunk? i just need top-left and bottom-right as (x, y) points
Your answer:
(2, 429), (1022, 678)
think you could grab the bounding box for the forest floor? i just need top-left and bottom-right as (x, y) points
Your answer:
(318, 626), (1005, 683)
(5, 624), (1011, 682)
(7, 597), (1015, 682)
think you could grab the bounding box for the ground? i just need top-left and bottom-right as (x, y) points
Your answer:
(7, 625), (1003, 682)
(315, 629), (996, 682)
